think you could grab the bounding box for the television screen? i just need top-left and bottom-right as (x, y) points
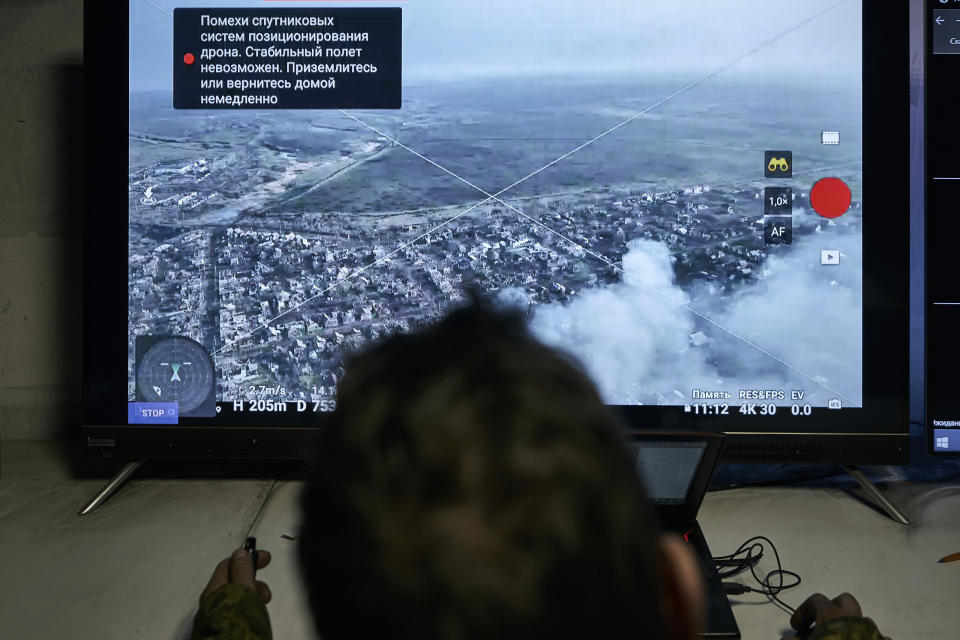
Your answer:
(83, 1), (909, 462)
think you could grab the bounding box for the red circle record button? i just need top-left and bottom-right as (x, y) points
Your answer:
(810, 177), (851, 219)
(184, 53), (196, 65)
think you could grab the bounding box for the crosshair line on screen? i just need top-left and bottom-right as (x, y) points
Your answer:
(340, 114), (858, 407)
(327, 0), (857, 404)
(210, 0), (857, 405)
(140, 0), (172, 17)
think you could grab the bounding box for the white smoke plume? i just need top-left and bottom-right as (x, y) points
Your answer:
(512, 229), (862, 407)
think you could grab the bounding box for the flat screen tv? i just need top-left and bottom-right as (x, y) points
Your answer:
(83, 1), (910, 465)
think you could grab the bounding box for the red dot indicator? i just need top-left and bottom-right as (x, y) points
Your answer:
(810, 177), (851, 219)
(183, 53), (196, 65)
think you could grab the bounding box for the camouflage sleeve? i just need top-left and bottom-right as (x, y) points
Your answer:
(807, 617), (885, 640)
(191, 583), (273, 640)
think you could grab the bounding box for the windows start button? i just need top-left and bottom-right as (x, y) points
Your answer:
(933, 429), (960, 452)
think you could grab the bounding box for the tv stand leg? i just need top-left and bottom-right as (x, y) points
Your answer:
(78, 458), (146, 516)
(842, 466), (910, 525)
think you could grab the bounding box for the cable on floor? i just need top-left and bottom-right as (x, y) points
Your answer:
(714, 535), (801, 614)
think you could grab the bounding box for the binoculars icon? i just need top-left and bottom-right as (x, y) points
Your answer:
(768, 157), (790, 173)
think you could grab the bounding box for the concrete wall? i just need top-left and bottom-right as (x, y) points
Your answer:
(0, 1), (928, 441)
(0, 0), (84, 439)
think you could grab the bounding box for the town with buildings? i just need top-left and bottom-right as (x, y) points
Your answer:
(128, 149), (861, 403)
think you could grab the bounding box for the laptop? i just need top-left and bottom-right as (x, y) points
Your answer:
(627, 431), (740, 639)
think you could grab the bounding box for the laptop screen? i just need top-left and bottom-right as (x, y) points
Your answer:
(632, 441), (708, 505)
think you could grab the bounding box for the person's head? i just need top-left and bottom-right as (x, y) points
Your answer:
(299, 302), (705, 640)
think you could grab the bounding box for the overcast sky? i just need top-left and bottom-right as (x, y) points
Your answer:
(130, 0), (861, 91)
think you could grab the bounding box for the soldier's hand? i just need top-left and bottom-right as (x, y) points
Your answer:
(781, 593), (890, 640)
(201, 547), (273, 604)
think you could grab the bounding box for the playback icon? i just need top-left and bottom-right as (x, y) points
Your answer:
(821, 250), (841, 265)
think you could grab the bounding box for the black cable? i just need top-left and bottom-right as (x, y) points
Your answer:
(715, 543), (762, 578)
(714, 536), (801, 614)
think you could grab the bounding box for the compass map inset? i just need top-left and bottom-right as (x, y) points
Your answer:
(135, 336), (216, 417)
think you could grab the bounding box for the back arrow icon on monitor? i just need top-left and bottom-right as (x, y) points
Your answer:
(936, 16), (944, 25)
